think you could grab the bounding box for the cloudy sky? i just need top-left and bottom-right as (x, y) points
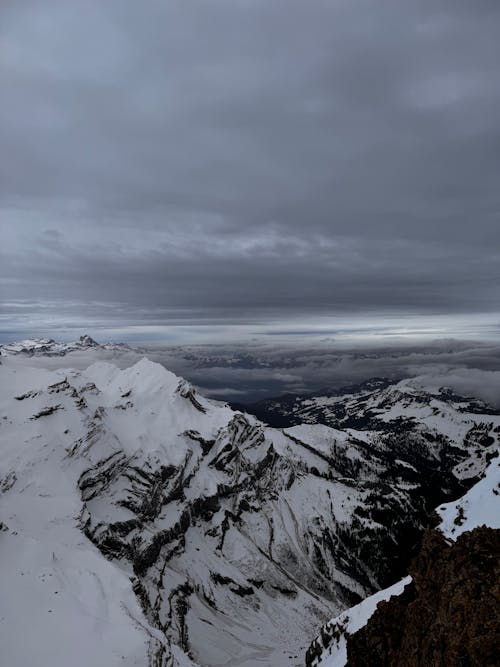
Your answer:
(1, 0), (499, 342)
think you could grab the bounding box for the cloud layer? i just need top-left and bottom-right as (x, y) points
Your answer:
(1, 0), (499, 333)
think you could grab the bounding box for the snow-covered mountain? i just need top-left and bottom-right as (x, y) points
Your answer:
(1, 348), (498, 667)
(241, 376), (497, 429)
(0, 335), (130, 357)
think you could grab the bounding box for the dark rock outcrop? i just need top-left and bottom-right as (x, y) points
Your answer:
(345, 527), (500, 667)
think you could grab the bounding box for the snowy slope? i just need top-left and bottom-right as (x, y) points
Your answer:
(436, 454), (500, 539)
(1, 351), (499, 667)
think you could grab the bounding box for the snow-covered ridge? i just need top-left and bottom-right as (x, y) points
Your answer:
(437, 453), (500, 539)
(306, 576), (412, 667)
(1, 351), (499, 667)
(246, 374), (497, 432)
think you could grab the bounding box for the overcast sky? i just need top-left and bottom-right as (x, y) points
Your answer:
(1, 0), (499, 342)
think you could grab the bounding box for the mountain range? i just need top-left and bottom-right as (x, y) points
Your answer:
(0, 338), (498, 666)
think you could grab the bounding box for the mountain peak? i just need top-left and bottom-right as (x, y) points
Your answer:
(79, 334), (99, 347)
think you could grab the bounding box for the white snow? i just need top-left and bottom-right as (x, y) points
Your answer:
(0, 533), (148, 667)
(437, 455), (500, 539)
(314, 576), (412, 667)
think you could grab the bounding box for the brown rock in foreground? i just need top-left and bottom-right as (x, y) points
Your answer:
(346, 526), (500, 667)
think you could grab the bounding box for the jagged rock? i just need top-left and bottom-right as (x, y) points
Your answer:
(176, 379), (207, 413)
(79, 335), (99, 347)
(345, 527), (500, 667)
(30, 404), (63, 419)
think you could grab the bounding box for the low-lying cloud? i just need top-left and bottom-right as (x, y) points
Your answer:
(6, 338), (500, 407)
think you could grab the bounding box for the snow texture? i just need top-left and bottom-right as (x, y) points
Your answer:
(1, 346), (498, 667)
(437, 455), (500, 539)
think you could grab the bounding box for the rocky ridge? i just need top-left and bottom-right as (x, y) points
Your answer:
(306, 452), (500, 667)
(345, 526), (499, 667)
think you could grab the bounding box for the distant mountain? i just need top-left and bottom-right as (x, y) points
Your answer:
(0, 335), (131, 357)
(0, 342), (498, 666)
(236, 375), (497, 429)
(231, 378), (396, 428)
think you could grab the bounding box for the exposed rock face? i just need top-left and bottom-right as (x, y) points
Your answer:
(79, 334), (99, 347)
(345, 527), (500, 667)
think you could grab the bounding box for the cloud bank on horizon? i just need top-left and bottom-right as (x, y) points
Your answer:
(5, 336), (500, 407)
(1, 0), (499, 338)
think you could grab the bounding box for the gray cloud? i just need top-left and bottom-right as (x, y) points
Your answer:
(147, 338), (500, 405)
(1, 0), (499, 334)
